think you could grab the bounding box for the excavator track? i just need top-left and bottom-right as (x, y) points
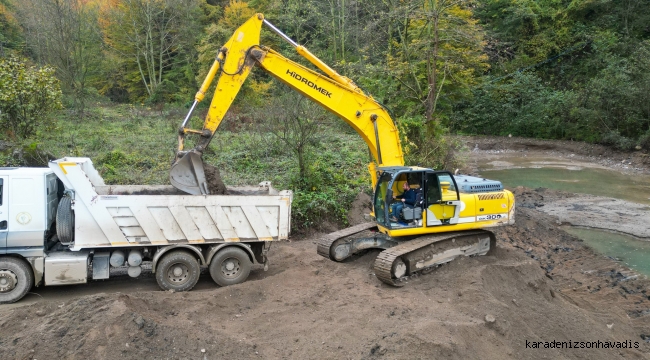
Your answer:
(374, 230), (495, 286)
(317, 222), (378, 260)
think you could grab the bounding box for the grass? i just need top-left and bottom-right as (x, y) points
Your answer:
(16, 101), (372, 230)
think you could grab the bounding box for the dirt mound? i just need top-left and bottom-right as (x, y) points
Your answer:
(204, 163), (228, 195)
(0, 293), (257, 359)
(347, 192), (372, 225)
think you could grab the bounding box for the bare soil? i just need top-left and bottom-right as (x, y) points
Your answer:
(347, 192), (373, 226)
(204, 163), (228, 195)
(1, 136), (650, 359)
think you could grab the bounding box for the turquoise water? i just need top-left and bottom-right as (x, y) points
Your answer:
(563, 227), (650, 278)
(479, 167), (650, 205)
(478, 161), (650, 277)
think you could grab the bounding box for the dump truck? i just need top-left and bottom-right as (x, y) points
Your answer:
(0, 157), (292, 303)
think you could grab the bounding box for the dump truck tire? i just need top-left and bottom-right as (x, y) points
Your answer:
(56, 196), (74, 245)
(0, 257), (34, 304)
(155, 250), (200, 292)
(209, 247), (251, 287)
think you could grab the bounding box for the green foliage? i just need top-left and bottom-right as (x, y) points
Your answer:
(0, 0), (22, 53)
(452, 72), (578, 140)
(600, 131), (636, 151)
(94, 149), (159, 184)
(14, 0), (103, 114)
(398, 115), (464, 170)
(0, 56), (63, 139)
(463, 0), (650, 144)
(100, 0), (202, 103)
(289, 138), (368, 230)
(638, 130), (650, 151)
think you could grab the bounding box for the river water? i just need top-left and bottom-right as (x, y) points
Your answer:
(478, 157), (650, 205)
(477, 156), (650, 277)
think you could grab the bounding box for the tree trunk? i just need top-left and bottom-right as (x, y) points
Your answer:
(425, 14), (439, 123)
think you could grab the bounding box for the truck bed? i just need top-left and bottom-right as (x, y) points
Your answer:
(50, 158), (292, 250)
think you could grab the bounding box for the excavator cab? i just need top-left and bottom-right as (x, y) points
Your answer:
(373, 167), (463, 233)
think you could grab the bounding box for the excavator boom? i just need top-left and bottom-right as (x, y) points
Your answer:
(170, 13), (403, 194)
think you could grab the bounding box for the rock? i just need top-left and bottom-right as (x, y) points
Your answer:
(485, 314), (496, 323)
(134, 316), (145, 329)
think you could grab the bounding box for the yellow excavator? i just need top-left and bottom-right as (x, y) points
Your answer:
(170, 14), (515, 285)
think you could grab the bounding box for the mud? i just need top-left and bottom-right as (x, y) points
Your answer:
(347, 192), (372, 226)
(204, 163), (228, 195)
(1, 136), (649, 359)
(517, 187), (650, 239)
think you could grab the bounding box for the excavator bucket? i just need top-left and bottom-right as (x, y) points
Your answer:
(170, 152), (209, 195)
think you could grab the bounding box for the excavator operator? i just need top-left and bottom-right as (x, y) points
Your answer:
(390, 182), (416, 222)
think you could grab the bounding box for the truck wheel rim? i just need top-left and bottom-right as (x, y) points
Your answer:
(166, 263), (189, 284)
(221, 258), (241, 278)
(0, 270), (17, 292)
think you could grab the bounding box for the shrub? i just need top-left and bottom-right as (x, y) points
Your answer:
(0, 56), (63, 139)
(600, 131), (635, 151)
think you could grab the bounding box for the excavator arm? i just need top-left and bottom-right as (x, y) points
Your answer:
(171, 14), (404, 195)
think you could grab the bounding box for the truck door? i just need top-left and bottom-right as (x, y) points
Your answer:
(0, 177), (7, 252)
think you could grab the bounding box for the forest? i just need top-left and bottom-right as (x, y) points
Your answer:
(1, 0), (649, 228)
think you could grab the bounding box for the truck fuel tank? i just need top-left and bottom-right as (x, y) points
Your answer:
(44, 251), (89, 285)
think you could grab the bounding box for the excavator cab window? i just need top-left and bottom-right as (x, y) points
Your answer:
(425, 171), (461, 226)
(426, 173), (441, 204)
(374, 172), (393, 225)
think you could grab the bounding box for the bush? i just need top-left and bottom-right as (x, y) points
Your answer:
(600, 131), (636, 151)
(397, 115), (464, 170)
(0, 56), (63, 139)
(638, 130), (650, 151)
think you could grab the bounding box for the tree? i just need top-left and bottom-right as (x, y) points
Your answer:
(388, 0), (488, 123)
(0, 57), (63, 139)
(0, 0), (23, 56)
(256, 92), (323, 187)
(101, 0), (202, 101)
(195, 0), (271, 105)
(15, 0), (103, 113)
